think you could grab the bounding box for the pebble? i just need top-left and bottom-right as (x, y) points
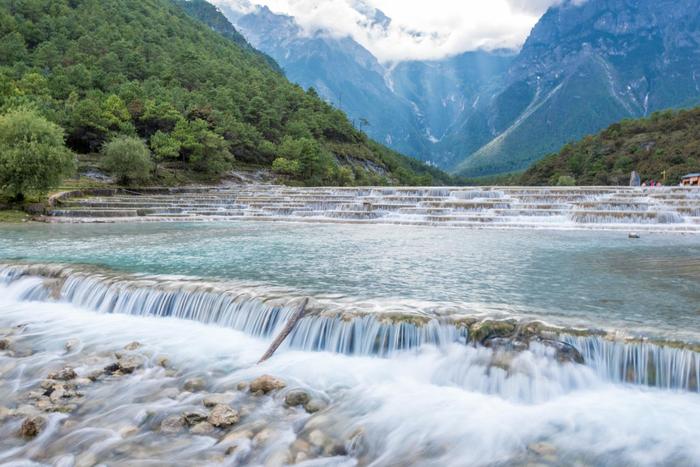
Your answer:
(0, 338), (11, 350)
(304, 398), (327, 414)
(183, 377), (206, 392)
(190, 422), (215, 435)
(64, 339), (81, 352)
(284, 389), (310, 407)
(203, 393), (235, 408)
(182, 409), (208, 426)
(124, 341), (142, 351)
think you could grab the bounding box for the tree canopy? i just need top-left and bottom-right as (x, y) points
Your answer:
(0, 0), (450, 186)
(520, 108), (700, 186)
(0, 108), (74, 199)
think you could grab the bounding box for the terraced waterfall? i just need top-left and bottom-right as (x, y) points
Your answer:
(1, 187), (700, 466)
(47, 185), (700, 232)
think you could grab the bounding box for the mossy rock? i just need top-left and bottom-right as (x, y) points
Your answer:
(469, 320), (517, 344)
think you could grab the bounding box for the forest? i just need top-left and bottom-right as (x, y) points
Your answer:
(0, 0), (450, 199)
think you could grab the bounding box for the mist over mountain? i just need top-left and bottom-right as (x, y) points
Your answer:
(217, 0), (700, 176)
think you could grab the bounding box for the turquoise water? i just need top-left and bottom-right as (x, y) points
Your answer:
(1, 221), (699, 341)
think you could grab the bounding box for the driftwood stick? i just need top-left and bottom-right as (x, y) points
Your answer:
(258, 297), (310, 364)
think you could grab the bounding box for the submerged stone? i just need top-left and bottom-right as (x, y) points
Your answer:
(284, 389), (310, 407)
(249, 375), (285, 394)
(160, 415), (185, 434)
(20, 415), (46, 438)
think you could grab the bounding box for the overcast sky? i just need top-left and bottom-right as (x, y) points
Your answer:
(217, 0), (564, 62)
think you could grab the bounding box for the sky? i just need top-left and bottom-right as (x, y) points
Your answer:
(216, 0), (564, 62)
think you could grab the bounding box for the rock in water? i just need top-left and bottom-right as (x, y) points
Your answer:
(0, 338), (11, 350)
(208, 404), (239, 427)
(160, 415), (185, 434)
(48, 367), (77, 381)
(116, 353), (145, 373)
(123, 341), (142, 351)
(285, 389), (310, 407)
(183, 409), (208, 426)
(249, 375), (286, 394)
(203, 393), (235, 408)
(20, 416), (46, 438)
(183, 377), (206, 392)
(190, 422), (215, 434)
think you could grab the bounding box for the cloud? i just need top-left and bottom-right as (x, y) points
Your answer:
(215, 0), (563, 62)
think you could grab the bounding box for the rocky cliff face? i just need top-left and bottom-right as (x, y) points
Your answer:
(455, 0), (700, 176)
(215, 0), (700, 176)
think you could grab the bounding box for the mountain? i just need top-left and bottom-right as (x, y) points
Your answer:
(172, 0), (282, 73)
(218, 0), (700, 178)
(218, 3), (511, 167)
(520, 107), (700, 186)
(0, 0), (449, 186)
(453, 0), (700, 176)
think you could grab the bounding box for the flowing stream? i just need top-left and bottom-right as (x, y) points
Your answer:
(1, 220), (699, 466)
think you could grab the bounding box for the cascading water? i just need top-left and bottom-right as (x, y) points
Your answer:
(2, 264), (698, 393)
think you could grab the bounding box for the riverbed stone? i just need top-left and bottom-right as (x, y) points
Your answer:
(208, 404), (239, 428)
(190, 421), (215, 435)
(304, 399), (327, 414)
(156, 355), (170, 368)
(203, 393), (235, 408)
(182, 409), (208, 426)
(249, 375), (286, 394)
(220, 429), (253, 445)
(20, 415), (46, 438)
(0, 338), (11, 350)
(183, 377), (206, 392)
(160, 415), (185, 434)
(284, 389), (310, 407)
(116, 353), (145, 373)
(253, 428), (274, 445)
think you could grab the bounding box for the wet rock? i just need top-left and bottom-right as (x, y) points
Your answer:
(183, 377), (206, 392)
(470, 320), (517, 344)
(116, 353), (145, 374)
(87, 370), (104, 382)
(20, 415), (46, 438)
(236, 382), (248, 391)
(208, 404), (239, 428)
(295, 452), (309, 463)
(74, 378), (92, 387)
(182, 409), (209, 426)
(190, 422), (215, 435)
(64, 339), (81, 352)
(536, 338), (585, 365)
(249, 375), (285, 394)
(0, 406), (10, 421)
(203, 393), (235, 408)
(304, 399), (327, 414)
(308, 429), (329, 448)
(124, 341), (142, 351)
(284, 389), (310, 407)
(75, 452), (97, 467)
(157, 387), (180, 399)
(156, 355), (170, 368)
(160, 415), (185, 434)
(0, 338), (11, 350)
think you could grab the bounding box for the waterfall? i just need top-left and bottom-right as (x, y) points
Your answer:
(2, 264), (699, 392)
(563, 335), (699, 392)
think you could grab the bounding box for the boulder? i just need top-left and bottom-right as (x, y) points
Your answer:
(208, 404), (239, 428)
(284, 389), (310, 407)
(469, 320), (516, 344)
(20, 415), (46, 438)
(160, 415), (185, 434)
(249, 375), (285, 394)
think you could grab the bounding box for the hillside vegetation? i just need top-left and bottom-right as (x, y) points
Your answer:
(0, 0), (449, 188)
(520, 108), (700, 186)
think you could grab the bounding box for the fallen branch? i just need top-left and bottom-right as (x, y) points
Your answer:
(258, 297), (310, 364)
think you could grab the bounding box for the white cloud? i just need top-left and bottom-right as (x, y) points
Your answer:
(215, 0), (563, 62)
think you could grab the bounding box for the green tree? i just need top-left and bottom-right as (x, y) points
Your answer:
(173, 119), (231, 175)
(0, 108), (75, 200)
(101, 136), (153, 185)
(149, 130), (181, 175)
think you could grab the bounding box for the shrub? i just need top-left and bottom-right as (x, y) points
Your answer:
(271, 157), (301, 176)
(101, 136), (153, 185)
(0, 108), (75, 200)
(556, 175), (576, 186)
